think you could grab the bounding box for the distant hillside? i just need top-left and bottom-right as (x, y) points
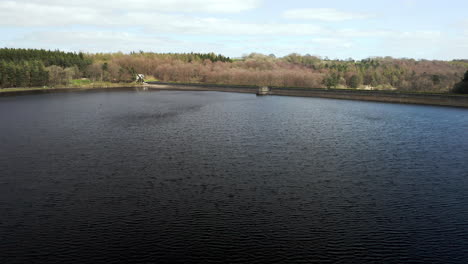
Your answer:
(1, 48), (466, 93)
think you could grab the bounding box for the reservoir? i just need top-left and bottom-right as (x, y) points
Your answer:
(1, 90), (468, 263)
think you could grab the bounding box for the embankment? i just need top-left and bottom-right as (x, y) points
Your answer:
(2, 82), (468, 108)
(0, 85), (142, 97)
(145, 82), (468, 108)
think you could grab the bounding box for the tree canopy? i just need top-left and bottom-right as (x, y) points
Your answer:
(1, 48), (467, 92)
(452, 70), (468, 94)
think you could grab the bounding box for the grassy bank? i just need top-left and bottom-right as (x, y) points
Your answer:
(0, 81), (143, 93)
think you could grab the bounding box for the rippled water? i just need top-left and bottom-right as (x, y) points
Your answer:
(1, 90), (468, 263)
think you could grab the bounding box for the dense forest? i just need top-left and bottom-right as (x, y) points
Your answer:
(1, 48), (467, 93)
(0, 49), (91, 87)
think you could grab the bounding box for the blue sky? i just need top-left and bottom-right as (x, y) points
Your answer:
(1, 0), (467, 59)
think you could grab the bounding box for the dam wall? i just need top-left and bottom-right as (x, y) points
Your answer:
(145, 82), (468, 108)
(2, 82), (467, 108)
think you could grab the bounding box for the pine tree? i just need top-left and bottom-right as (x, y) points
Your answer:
(348, 75), (362, 88)
(452, 70), (468, 94)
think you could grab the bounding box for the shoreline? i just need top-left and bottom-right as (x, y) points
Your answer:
(1, 82), (468, 108)
(0, 84), (143, 97)
(144, 82), (468, 108)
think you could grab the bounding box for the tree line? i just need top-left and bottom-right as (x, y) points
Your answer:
(0, 49), (233, 88)
(0, 48), (91, 69)
(0, 60), (49, 88)
(0, 48), (91, 88)
(1, 48), (467, 93)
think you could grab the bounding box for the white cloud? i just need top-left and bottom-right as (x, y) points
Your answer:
(2, 1), (467, 60)
(309, 38), (353, 48)
(124, 13), (324, 35)
(403, 0), (417, 8)
(9, 31), (189, 53)
(283, 8), (373, 22)
(336, 29), (394, 38)
(0, 1), (323, 36)
(7, 29), (467, 60)
(6, 0), (261, 13)
(460, 20), (468, 36)
(0, 1), (111, 27)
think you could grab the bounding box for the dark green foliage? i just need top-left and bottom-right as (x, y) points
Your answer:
(195, 52), (232, 63)
(452, 81), (468, 94)
(431, 74), (441, 85)
(127, 51), (232, 63)
(102, 62), (108, 72)
(348, 74), (362, 88)
(0, 48), (88, 88)
(0, 60), (48, 88)
(323, 73), (340, 89)
(0, 48), (91, 70)
(452, 70), (468, 94)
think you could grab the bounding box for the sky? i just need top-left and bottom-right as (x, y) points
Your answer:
(1, 0), (467, 60)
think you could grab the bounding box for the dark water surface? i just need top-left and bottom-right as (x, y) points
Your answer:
(1, 90), (468, 263)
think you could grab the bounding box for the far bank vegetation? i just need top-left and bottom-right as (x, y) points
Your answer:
(1, 48), (467, 93)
